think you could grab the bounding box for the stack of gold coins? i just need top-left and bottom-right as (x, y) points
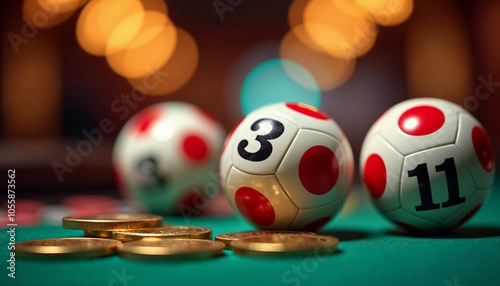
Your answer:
(15, 213), (224, 260)
(15, 213), (340, 260)
(216, 231), (339, 257)
(229, 234), (339, 257)
(215, 230), (316, 249)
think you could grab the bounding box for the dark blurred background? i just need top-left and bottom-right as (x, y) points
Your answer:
(1, 0), (499, 203)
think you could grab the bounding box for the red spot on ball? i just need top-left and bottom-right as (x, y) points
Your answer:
(363, 154), (386, 199)
(398, 105), (445, 136)
(133, 108), (160, 135)
(286, 103), (330, 120)
(472, 126), (494, 172)
(183, 134), (208, 162)
(394, 221), (421, 232)
(455, 204), (482, 228)
(300, 217), (332, 231)
(235, 187), (275, 227)
(299, 146), (339, 195)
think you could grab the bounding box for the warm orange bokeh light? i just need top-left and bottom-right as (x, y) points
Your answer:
(76, 0), (145, 56)
(22, 0), (85, 28)
(47, 0), (88, 13)
(280, 25), (356, 91)
(288, 0), (310, 28)
(355, 0), (414, 26)
(106, 11), (177, 79)
(127, 28), (199, 95)
(105, 12), (149, 56)
(140, 0), (168, 15)
(303, 0), (377, 60)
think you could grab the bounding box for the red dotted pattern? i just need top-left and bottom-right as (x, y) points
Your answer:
(363, 154), (386, 199)
(183, 134), (209, 163)
(398, 105), (445, 136)
(235, 187), (275, 227)
(299, 146), (338, 195)
(299, 217), (332, 231)
(286, 103), (330, 120)
(133, 108), (161, 135)
(472, 126), (494, 172)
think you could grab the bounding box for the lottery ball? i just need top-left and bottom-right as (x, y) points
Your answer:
(360, 98), (495, 232)
(220, 102), (354, 231)
(113, 102), (225, 215)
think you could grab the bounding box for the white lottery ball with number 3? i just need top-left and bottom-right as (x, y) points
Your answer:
(360, 98), (495, 232)
(220, 102), (354, 231)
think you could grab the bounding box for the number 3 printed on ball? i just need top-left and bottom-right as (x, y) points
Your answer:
(238, 118), (285, 162)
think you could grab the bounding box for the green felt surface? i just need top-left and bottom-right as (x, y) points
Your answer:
(2, 179), (500, 286)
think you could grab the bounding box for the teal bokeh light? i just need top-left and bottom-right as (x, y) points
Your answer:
(241, 59), (321, 115)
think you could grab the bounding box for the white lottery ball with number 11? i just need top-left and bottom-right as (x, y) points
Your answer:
(220, 102), (354, 231)
(360, 98), (495, 232)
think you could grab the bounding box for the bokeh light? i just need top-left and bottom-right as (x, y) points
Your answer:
(127, 28), (199, 95)
(303, 0), (377, 60)
(106, 11), (177, 79)
(280, 25), (356, 91)
(288, 0), (309, 28)
(241, 59), (320, 115)
(22, 0), (86, 29)
(355, 0), (414, 26)
(76, 0), (145, 56)
(287, 0), (326, 53)
(140, 0), (168, 15)
(105, 11), (147, 56)
(48, 0), (88, 13)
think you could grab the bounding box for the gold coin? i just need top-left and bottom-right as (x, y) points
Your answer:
(216, 230), (316, 249)
(84, 223), (173, 239)
(83, 230), (114, 238)
(230, 234), (339, 257)
(16, 237), (122, 259)
(113, 225), (212, 242)
(117, 238), (225, 260)
(62, 214), (163, 231)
